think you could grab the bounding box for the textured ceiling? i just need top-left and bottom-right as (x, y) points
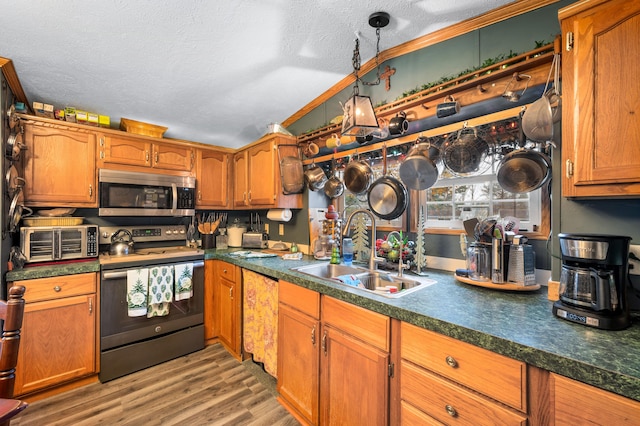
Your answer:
(0, 0), (515, 148)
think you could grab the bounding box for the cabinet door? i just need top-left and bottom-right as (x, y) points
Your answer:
(196, 149), (229, 208)
(153, 142), (194, 172)
(233, 151), (248, 207)
(100, 133), (151, 167)
(22, 124), (97, 206)
(320, 325), (389, 426)
(15, 294), (96, 396)
(277, 303), (320, 425)
(560, 0), (640, 197)
(247, 140), (277, 206)
(217, 276), (237, 352)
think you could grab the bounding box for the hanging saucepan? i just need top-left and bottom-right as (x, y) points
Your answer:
(5, 164), (25, 199)
(399, 135), (442, 190)
(323, 159), (344, 199)
(497, 144), (552, 193)
(522, 53), (561, 142)
(304, 161), (328, 191)
(5, 131), (25, 162)
(277, 145), (304, 194)
(343, 153), (373, 195)
(368, 145), (408, 220)
(442, 126), (490, 176)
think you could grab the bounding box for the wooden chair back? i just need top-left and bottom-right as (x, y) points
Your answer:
(0, 285), (26, 399)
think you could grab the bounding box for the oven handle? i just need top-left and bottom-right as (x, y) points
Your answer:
(102, 260), (204, 280)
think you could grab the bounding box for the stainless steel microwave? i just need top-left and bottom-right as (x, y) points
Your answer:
(98, 169), (195, 216)
(20, 225), (99, 263)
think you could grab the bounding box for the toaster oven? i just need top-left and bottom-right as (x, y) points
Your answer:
(20, 225), (99, 263)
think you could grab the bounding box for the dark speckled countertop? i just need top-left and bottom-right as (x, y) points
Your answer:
(206, 249), (640, 402)
(7, 252), (640, 402)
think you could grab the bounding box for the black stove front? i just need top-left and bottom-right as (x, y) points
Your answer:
(98, 225), (205, 382)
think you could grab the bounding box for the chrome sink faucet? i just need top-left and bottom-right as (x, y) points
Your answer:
(386, 231), (409, 277)
(342, 209), (383, 270)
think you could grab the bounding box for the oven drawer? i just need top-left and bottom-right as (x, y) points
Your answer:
(20, 273), (97, 303)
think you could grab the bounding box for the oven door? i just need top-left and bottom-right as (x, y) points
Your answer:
(100, 260), (204, 351)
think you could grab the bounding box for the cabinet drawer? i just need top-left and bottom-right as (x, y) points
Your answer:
(401, 400), (445, 426)
(322, 296), (390, 352)
(279, 280), (320, 319)
(18, 273), (97, 303)
(401, 322), (526, 412)
(551, 374), (640, 425)
(401, 361), (527, 425)
(214, 260), (236, 282)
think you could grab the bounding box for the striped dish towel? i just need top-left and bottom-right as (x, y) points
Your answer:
(127, 268), (149, 317)
(147, 265), (174, 318)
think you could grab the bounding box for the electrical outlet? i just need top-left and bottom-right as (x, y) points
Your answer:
(629, 244), (640, 276)
(264, 223), (269, 234)
(279, 224), (284, 236)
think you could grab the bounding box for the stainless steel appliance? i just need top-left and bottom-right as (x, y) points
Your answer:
(98, 169), (195, 217)
(99, 225), (204, 382)
(20, 224), (98, 263)
(553, 233), (632, 330)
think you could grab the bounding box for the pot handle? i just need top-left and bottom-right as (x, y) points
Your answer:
(111, 229), (133, 243)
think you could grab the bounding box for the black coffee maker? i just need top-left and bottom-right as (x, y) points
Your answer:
(553, 233), (632, 330)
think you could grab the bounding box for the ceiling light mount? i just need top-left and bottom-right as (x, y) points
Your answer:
(369, 12), (390, 29)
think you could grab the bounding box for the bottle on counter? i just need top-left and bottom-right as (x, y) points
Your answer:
(342, 238), (354, 265)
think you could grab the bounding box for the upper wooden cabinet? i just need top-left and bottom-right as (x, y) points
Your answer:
(196, 148), (230, 209)
(22, 121), (98, 207)
(233, 133), (302, 209)
(560, 0), (640, 197)
(98, 133), (195, 173)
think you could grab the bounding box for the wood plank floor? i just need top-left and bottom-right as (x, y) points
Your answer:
(12, 344), (300, 426)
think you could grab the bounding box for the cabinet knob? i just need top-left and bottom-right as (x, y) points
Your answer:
(445, 355), (458, 368)
(53, 286), (61, 292)
(445, 404), (458, 418)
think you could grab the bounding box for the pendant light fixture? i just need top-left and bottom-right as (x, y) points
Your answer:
(341, 12), (390, 138)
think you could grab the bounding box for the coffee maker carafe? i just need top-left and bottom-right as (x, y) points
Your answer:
(553, 233), (632, 330)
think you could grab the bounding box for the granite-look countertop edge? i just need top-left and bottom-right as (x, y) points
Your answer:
(6, 260), (101, 282)
(205, 250), (640, 402)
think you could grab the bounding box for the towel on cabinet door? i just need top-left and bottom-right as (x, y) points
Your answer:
(174, 263), (194, 301)
(127, 268), (149, 317)
(147, 265), (174, 318)
(243, 269), (278, 377)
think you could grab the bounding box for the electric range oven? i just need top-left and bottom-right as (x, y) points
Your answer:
(98, 225), (204, 382)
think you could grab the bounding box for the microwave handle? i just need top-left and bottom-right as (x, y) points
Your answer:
(172, 183), (178, 212)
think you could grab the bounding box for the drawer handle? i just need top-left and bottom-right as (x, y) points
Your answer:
(445, 355), (458, 368)
(53, 286), (62, 292)
(445, 404), (458, 418)
(311, 325), (316, 345)
(223, 269), (227, 273)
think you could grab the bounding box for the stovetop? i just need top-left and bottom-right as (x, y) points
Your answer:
(99, 224), (204, 268)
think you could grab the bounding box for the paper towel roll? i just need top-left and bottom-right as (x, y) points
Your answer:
(267, 208), (292, 222)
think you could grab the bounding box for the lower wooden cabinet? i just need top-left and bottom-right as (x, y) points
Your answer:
(277, 280), (321, 425)
(205, 260), (243, 359)
(321, 296), (391, 426)
(399, 322), (527, 425)
(551, 373), (640, 425)
(13, 273), (98, 396)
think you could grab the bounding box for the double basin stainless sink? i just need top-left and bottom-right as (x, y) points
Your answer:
(290, 262), (430, 298)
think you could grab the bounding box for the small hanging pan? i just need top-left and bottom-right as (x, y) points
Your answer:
(399, 135), (441, 190)
(343, 152), (373, 195)
(368, 145), (408, 220)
